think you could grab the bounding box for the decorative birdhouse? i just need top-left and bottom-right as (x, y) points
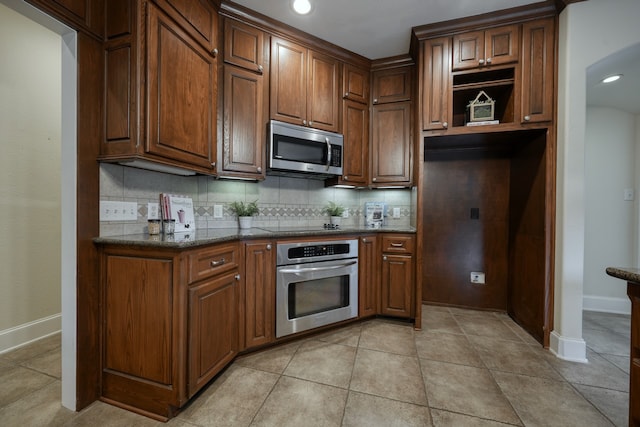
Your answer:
(466, 90), (495, 122)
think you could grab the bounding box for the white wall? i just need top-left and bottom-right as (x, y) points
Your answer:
(0, 2), (62, 350)
(554, 0), (640, 362)
(584, 107), (636, 313)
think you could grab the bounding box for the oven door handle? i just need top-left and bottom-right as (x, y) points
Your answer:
(279, 260), (357, 274)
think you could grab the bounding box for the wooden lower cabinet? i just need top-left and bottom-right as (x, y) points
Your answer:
(242, 241), (275, 350)
(358, 235), (379, 317)
(380, 234), (415, 318)
(99, 242), (240, 420)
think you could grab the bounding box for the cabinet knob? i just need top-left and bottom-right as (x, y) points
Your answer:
(478, 59), (485, 65)
(524, 115), (531, 122)
(373, 98), (378, 104)
(372, 177), (377, 182)
(362, 238), (367, 243)
(442, 122), (448, 129)
(211, 258), (225, 267)
(212, 48), (219, 57)
(257, 167), (262, 173)
(258, 64), (264, 73)
(303, 120), (307, 125)
(308, 121), (313, 126)
(486, 57), (492, 64)
(266, 244), (272, 250)
(344, 92), (349, 98)
(344, 176), (348, 181)
(383, 255), (388, 261)
(235, 274), (240, 281)
(211, 161), (216, 168)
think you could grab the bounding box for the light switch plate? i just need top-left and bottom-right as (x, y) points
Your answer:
(393, 207), (401, 218)
(148, 202), (160, 220)
(624, 188), (634, 201)
(213, 204), (223, 218)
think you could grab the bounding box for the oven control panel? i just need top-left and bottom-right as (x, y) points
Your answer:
(277, 239), (358, 265)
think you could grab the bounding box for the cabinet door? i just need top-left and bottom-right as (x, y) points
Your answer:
(372, 67), (412, 104)
(484, 24), (519, 67)
(381, 253), (413, 318)
(158, 0), (217, 52)
(146, 3), (216, 169)
(270, 37), (307, 126)
(359, 235), (379, 317)
(244, 241), (275, 349)
(452, 30), (484, 71)
(188, 271), (239, 397)
(341, 100), (369, 186)
(222, 65), (266, 177)
(224, 19), (265, 74)
(521, 18), (555, 123)
(422, 37), (451, 131)
(343, 63), (369, 104)
(307, 50), (341, 132)
(371, 101), (412, 185)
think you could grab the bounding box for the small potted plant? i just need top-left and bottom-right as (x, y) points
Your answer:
(324, 201), (345, 226)
(229, 200), (259, 229)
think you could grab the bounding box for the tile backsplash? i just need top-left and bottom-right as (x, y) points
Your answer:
(99, 164), (413, 236)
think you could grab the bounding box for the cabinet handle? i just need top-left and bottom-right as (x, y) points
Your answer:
(486, 57), (492, 64)
(524, 115), (531, 122)
(442, 122), (448, 129)
(266, 244), (272, 250)
(390, 242), (404, 247)
(212, 48), (219, 57)
(478, 59), (485, 65)
(373, 98), (378, 104)
(210, 258), (225, 267)
(235, 274), (240, 281)
(344, 92), (349, 98)
(258, 64), (264, 73)
(383, 255), (388, 261)
(257, 167), (262, 173)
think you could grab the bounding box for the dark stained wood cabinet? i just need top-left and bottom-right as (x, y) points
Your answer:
(335, 100), (369, 186)
(101, 0), (218, 175)
(224, 18), (266, 74)
(343, 63), (370, 104)
(270, 37), (340, 132)
(452, 24), (519, 71)
(380, 234), (415, 318)
(421, 36), (451, 131)
(26, 0), (104, 37)
(358, 235), (379, 317)
(242, 241), (275, 350)
(371, 65), (412, 105)
(371, 100), (412, 186)
(521, 17), (555, 124)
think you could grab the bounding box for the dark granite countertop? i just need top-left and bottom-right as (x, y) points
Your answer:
(94, 225), (416, 249)
(606, 267), (640, 284)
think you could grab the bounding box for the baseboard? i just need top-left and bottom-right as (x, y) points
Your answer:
(0, 313), (61, 354)
(583, 295), (631, 315)
(549, 330), (588, 363)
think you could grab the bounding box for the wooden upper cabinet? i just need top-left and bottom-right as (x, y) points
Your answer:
(343, 63), (370, 104)
(28, 0), (104, 36)
(224, 19), (265, 74)
(372, 66), (412, 104)
(157, 0), (218, 53)
(421, 36), (451, 131)
(452, 24), (519, 71)
(340, 100), (369, 186)
(521, 18), (555, 124)
(146, 3), (216, 169)
(371, 101), (412, 185)
(270, 37), (340, 132)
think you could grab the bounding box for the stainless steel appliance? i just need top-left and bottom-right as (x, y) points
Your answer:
(268, 120), (343, 177)
(276, 239), (358, 337)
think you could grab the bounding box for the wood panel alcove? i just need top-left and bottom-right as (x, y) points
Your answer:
(422, 129), (552, 344)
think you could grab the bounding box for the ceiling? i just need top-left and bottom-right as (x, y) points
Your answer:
(231, 0), (640, 116)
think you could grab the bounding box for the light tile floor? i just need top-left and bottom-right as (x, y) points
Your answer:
(0, 306), (631, 426)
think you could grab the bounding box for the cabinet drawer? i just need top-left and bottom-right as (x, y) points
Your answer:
(381, 235), (414, 254)
(187, 243), (239, 284)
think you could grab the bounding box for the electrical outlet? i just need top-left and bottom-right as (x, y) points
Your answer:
(393, 207), (401, 218)
(100, 201), (120, 221)
(342, 208), (349, 218)
(470, 272), (485, 284)
(213, 204), (223, 218)
(148, 202), (160, 220)
(624, 188), (634, 201)
(121, 202), (137, 220)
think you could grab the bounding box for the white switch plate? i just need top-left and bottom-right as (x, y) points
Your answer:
(121, 202), (137, 220)
(213, 204), (223, 218)
(470, 272), (485, 284)
(100, 201), (138, 221)
(393, 207), (401, 218)
(624, 188), (634, 201)
(148, 202), (160, 220)
(342, 208), (349, 218)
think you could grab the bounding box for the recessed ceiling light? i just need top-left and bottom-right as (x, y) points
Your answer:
(292, 0), (311, 15)
(602, 74), (622, 83)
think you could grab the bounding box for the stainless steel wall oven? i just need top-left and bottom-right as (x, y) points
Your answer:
(276, 239), (358, 338)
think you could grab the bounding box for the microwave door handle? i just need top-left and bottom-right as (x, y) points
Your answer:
(325, 137), (331, 171)
(279, 260), (357, 274)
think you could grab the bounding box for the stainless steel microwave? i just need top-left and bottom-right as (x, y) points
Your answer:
(268, 120), (343, 177)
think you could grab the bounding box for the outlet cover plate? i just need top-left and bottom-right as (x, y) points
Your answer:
(470, 272), (485, 284)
